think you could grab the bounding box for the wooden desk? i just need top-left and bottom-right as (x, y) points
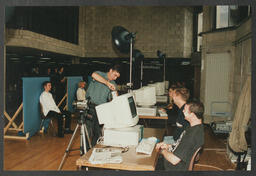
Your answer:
(76, 128), (165, 171)
(139, 115), (168, 131)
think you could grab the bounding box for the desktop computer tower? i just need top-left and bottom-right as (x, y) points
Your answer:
(103, 125), (143, 147)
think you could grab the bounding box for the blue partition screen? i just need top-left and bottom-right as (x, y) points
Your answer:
(22, 77), (50, 137)
(67, 76), (83, 112)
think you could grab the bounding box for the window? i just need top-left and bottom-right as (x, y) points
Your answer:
(197, 12), (203, 51)
(216, 5), (251, 29)
(6, 7), (79, 44)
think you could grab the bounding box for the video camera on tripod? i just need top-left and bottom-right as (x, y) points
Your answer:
(58, 97), (93, 170)
(72, 97), (94, 120)
(72, 100), (88, 111)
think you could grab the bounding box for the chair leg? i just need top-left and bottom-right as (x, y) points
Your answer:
(50, 119), (57, 136)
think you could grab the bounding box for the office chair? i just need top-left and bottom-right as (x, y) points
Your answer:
(188, 146), (202, 171)
(39, 103), (56, 136)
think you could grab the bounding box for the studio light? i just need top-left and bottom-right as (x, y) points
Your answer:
(133, 49), (144, 60)
(157, 50), (166, 59)
(112, 26), (136, 90)
(112, 26), (136, 54)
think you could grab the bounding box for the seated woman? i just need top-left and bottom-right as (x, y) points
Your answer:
(160, 84), (179, 112)
(76, 81), (86, 101)
(159, 84), (181, 125)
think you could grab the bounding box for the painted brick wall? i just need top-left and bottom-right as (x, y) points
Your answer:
(81, 6), (193, 58)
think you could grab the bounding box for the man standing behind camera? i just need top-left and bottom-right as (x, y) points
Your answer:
(86, 64), (121, 146)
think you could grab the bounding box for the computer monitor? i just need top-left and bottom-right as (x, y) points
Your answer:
(133, 86), (156, 106)
(95, 93), (139, 129)
(148, 82), (165, 95)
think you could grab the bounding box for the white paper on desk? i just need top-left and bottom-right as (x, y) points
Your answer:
(89, 148), (123, 164)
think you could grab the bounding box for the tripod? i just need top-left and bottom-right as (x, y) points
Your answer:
(58, 109), (92, 170)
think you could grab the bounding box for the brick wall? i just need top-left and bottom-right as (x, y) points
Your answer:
(81, 6), (193, 58)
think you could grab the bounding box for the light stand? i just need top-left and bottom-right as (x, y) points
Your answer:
(163, 56), (166, 81)
(132, 49), (144, 89)
(157, 50), (166, 82)
(140, 60), (143, 88)
(58, 108), (92, 170)
(127, 36), (136, 91)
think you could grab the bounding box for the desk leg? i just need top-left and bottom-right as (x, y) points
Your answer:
(77, 165), (89, 171)
(165, 119), (168, 134)
(143, 119), (148, 127)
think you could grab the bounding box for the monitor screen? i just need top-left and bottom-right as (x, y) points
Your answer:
(96, 93), (139, 128)
(133, 86), (156, 106)
(148, 82), (165, 95)
(128, 96), (137, 118)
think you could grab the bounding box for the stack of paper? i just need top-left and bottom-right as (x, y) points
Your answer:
(89, 148), (123, 164)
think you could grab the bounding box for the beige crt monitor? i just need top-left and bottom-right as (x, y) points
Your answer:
(95, 93), (139, 129)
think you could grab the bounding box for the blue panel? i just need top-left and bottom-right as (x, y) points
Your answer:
(22, 77), (50, 138)
(67, 76), (83, 112)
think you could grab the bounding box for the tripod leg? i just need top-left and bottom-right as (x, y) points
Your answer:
(84, 122), (92, 148)
(80, 125), (84, 155)
(58, 124), (79, 170)
(81, 124), (87, 154)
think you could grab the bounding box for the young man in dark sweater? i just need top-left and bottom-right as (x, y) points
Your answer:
(156, 100), (204, 171)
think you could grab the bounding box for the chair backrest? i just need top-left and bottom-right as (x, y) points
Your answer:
(39, 102), (46, 119)
(188, 147), (202, 171)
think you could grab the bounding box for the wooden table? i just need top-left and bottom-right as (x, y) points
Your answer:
(139, 115), (168, 131)
(76, 128), (165, 171)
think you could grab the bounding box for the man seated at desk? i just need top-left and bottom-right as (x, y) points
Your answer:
(171, 87), (190, 141)
(156, 100), (205, 171)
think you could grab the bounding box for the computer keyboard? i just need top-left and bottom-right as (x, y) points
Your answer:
(158, 109), (168, 117)
(136, 137), (157, 155)
(137, 106), (157, 116)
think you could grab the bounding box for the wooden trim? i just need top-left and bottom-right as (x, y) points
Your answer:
(4, 111), (18, 128)
(8, 128), (23, 131)
(64, 104), (68, 111)
(18, 122), (24, 129)
(4, 132), (29, 140)
(4, 103), (23, 134)
(57, 93), (67, 108)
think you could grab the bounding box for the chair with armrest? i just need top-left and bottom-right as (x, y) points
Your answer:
(39, 103), (56, 136)
(188, 146), (202, 171)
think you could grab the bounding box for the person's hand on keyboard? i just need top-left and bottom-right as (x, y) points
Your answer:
(159, 108), (166, 112)
(166, 104), (173, 110)
(156, 142), (171, 152)
(158, 109), (168, 116)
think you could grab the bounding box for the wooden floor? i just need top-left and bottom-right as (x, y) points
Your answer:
(4, 119), (236, 171)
